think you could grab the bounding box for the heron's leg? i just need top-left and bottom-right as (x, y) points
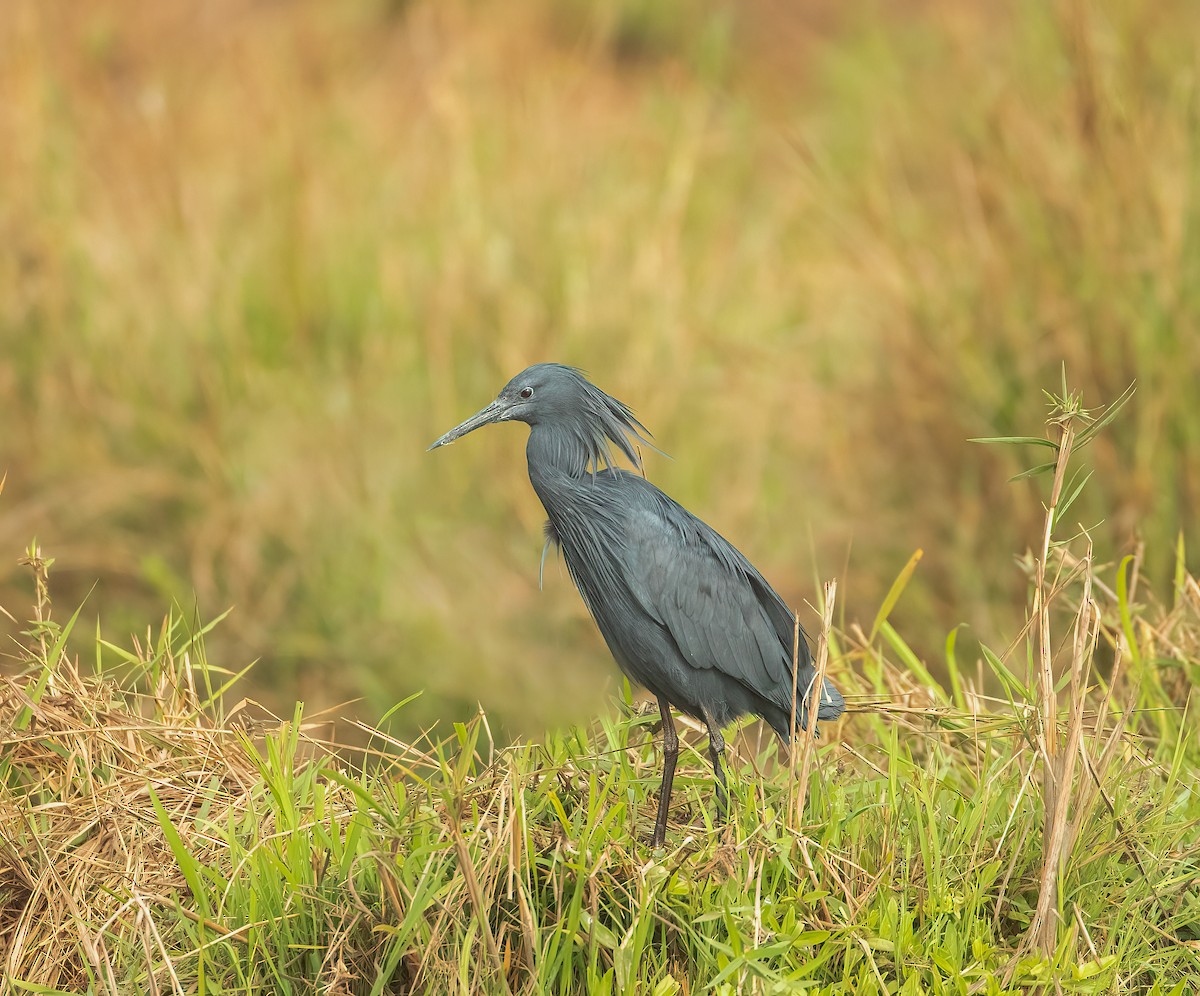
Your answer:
(652, 695), (678, 849)
(703, 712), (729, 823)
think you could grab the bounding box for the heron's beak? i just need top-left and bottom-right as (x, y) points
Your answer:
(427, 398), (509, 451)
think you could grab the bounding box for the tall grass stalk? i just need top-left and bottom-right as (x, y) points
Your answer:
(790, 578), (836, 833)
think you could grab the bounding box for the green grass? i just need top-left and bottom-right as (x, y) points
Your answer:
(3, 577), (1197, 993)
(3, 397), (1199, 993)
(2, 0), (1199, 734)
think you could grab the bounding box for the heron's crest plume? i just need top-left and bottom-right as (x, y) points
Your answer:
(536, 364), (659, 476)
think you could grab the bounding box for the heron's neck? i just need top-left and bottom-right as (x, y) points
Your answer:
(526, 422), (593, 494)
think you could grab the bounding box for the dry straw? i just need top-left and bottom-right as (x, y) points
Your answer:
(1, 624), (255, 991)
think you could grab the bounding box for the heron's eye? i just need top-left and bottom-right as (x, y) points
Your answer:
(519, 387), (534, 400)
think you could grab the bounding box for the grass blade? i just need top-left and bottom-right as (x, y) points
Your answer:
(869, 549), (923, 643)
(968, 435), (1060, 449)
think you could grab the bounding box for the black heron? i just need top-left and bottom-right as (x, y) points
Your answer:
(429, 364), (844, 847)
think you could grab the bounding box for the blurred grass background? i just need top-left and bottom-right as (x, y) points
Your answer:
(1, 0), (1196, 736)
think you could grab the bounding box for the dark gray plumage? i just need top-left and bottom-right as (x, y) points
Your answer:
(429, 363), (844, 847)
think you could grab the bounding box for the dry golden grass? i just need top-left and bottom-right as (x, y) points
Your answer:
(1, 664), (246, 989)
(1, 639), (244, 988)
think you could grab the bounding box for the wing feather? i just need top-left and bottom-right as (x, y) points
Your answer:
(625, 497), (806, 706)
(557, 471), (844, 726)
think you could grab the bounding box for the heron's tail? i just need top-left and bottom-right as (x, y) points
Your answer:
(762, 672), (845, 740)
(813, 677), (845, 722)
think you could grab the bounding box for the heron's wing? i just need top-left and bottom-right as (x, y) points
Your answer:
(623, 491), (843, 722)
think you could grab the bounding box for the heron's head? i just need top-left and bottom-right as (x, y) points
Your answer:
(428, 364), (654, 471)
